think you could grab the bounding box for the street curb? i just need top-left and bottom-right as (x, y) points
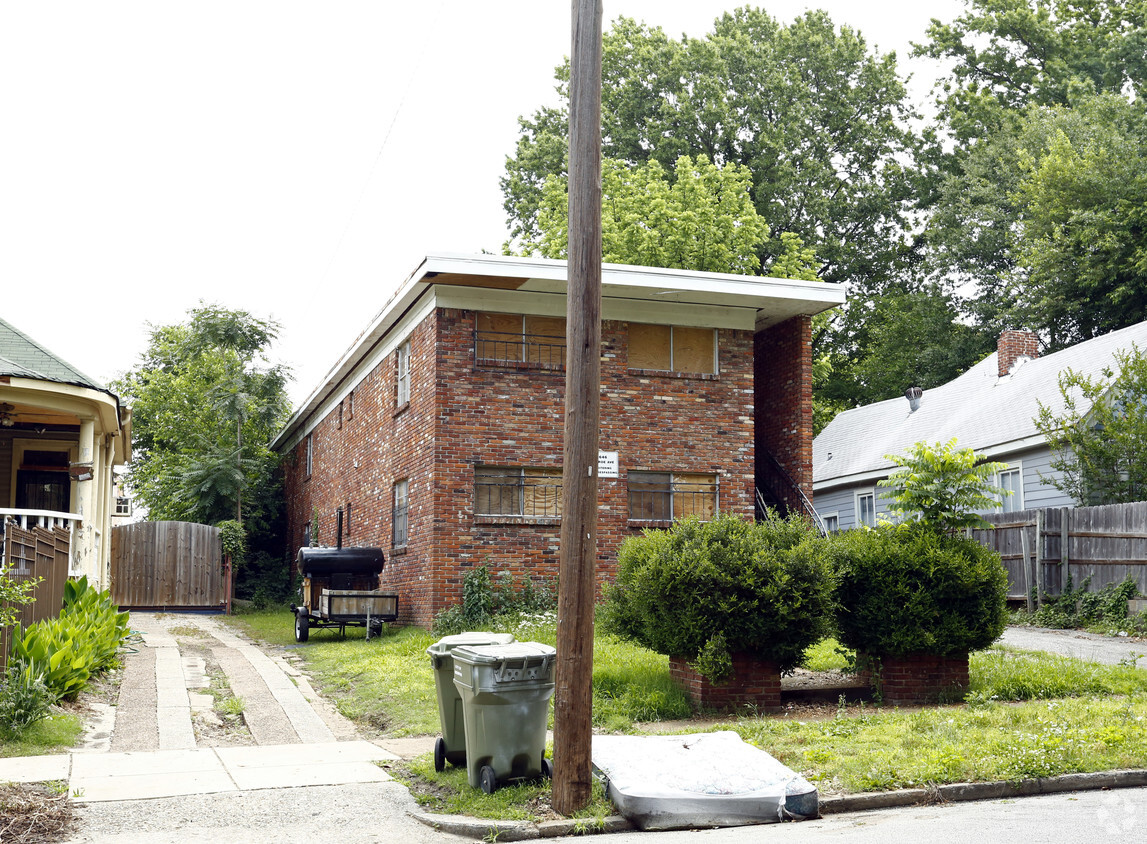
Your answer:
(411, 769), (1147, 838)
(409, 811), (633, 840)
(819, 768), (1147, 814)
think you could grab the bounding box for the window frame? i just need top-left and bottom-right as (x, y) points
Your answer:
(998, 464), (1024, 513)
(855, 490), (876, 528)
(474, 312), (567, 370)
(473, 466), (563, 520)
(393, 479), (409, 549)
(396, 340), (411, 407)
(305, 434), (313, 478)
(627, 323), (718, 376)
(627, 470), (719, 523)
(821, 512), (839, 533)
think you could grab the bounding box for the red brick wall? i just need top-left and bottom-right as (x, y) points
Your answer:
(755, 315), (813, 509)
(860, 653), (971, 706)
(669, 654), (781, 713)
(283, 305), (780, 629)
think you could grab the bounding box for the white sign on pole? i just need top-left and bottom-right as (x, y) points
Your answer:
(598, 451), (619, 478)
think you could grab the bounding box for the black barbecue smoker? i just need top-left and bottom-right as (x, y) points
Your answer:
(291, 544), (399, 642)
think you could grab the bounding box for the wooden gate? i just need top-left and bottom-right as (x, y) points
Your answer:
(110, 521), (223, 610)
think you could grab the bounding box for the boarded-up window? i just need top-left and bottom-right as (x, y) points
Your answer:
(477, 312), (526, 361)
(673, 473), (718, 520)
(628, 324), (715, 374)
(524, 315), (567, 366)
(628, 324), (672, 370)
(477, 313), (567, 367)
(475, 466), (562, 517)
(628, 471), (717, 521)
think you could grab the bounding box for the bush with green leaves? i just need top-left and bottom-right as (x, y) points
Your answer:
(829, 523), (1008, 658)
(602, 512), (834, 679)
(1025, 573), (1141, 629)
(878, 439), (1008, 531)
(9, 576), (129, 701)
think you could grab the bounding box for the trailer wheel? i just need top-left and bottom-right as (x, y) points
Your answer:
(434, 737), (447, 773)
(294, 610), (310, 643)
(480, 765), (497, 794)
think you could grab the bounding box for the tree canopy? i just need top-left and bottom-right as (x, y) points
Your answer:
(112, 305), (291, 535)
(529, 154), (769, 274)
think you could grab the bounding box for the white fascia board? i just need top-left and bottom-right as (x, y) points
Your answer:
(434, 285), (759, 330)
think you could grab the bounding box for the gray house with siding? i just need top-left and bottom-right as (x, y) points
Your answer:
(813, 323), (1147, 531)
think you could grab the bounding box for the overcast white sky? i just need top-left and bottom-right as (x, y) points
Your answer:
(1, 1), (963, 407)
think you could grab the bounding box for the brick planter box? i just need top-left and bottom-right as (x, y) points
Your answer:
(859, 652), (970, 706)
(669, 653), (781, 713)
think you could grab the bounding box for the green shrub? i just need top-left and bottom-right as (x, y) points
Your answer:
(9, 577), (129, 700)
(830, 523), (1007, 658)
(602, 512), (834, 677)
(433, 565), (558, 634)
(1023, 573), (1141, 630)
(0, 666), (54, 740)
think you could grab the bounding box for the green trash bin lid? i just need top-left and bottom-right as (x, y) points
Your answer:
(426, 631), (516, 659)
(451, 641), (556, 684)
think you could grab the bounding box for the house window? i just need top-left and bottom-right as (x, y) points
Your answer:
(337, 401), (343, 430)
(305, 434), (313, 477)
(347, 390), (354, 420)
(856, 491), (876, 528)
(393, 480), (409, 548)
(628, 324), (716, 374)
(998, 466), (1023, 513)
(475, 312), (567, 368)
(822, 513), (839, 533)
(114, 497), (132, 517)
(474, 467), (563, 517)
(302, 521), (311, 548)
(396, 341), (411, 406)
(628, 471), (718, 521)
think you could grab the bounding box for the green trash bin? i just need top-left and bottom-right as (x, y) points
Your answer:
(451, 641), (557, 793)
(426, 632), (516, 772)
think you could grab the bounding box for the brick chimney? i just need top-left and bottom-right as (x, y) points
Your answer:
(998, 329), (1039, 377)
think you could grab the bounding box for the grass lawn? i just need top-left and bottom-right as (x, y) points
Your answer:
(225, 607), (1147, 804)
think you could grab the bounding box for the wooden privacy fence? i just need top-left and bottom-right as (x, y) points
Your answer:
(110, 521), (224, 610)
(973, 502), (1147, 603)
(1, 520), (71, 665)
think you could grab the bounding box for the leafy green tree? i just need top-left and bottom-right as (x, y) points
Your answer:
(915, 0), (1147, 143)
(877, 439), (1009, 531)
(1013, 95), (1147, 346)
(112, 305), (291, 535)
(1034, 344), (1147, 504)
(529, 154), (769, 274)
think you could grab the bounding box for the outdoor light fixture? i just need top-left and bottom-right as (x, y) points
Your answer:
(0, 403), (14, 427)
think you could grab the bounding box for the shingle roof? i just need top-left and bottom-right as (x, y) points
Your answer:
(0, 317), (108, 391)
(813, 320), (1147, 489)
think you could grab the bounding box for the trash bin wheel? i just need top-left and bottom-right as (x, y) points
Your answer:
(434, 737), (447, 773)
(480, 765), (497, 794)
(540, 755), (552, 779)
(294, 610), (309, 643)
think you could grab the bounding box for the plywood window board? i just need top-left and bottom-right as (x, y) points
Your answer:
(628, 324), (716, 374)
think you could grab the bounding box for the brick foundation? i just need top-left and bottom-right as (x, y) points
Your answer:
(669, 654), (782, 713)
(860, 653), (970, 706)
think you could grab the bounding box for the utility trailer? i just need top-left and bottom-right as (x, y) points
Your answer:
(291, 546), (398, 642)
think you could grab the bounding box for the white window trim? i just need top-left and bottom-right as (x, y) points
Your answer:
(855, 489), (876, 529)
(393, 479), (409, 548)
(821, 511), (840, 533)
(305, 434), (313, 477)
(396, 341), (411, 406)
(997, 463), (1024, 513)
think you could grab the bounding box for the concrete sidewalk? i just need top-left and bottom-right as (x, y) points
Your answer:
(0, 740), (396, 803)
(0, 611), (422, 805)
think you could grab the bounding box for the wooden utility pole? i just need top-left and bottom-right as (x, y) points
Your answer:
(553, 0), (602, 816)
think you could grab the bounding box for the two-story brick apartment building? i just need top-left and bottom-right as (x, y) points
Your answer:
(272, 254), (843, 628)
